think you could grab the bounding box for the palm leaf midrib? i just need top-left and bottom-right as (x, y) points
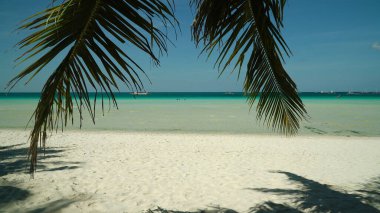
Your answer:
(247, 0), (282, 94)
(67, 0), (101, 62)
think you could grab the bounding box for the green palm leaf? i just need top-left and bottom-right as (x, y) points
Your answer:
(8, 0), (177, 174)
(192, 0), (307, 135)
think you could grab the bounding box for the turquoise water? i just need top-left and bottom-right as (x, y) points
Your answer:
(0, 92), (379, 136)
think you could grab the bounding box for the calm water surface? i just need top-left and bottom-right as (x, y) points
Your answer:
(0, 92), (379, 136)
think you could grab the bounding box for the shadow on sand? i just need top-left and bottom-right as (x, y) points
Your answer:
(0, 143), (84, 212)
(0, 185), (79, 213)
(248, 171), (380, 213)
(356, 176), (380, 210)
(147, 206), (238, 213)
(26, 199), (79, 213)
(0, 186), (30, 205)
(146, 204), (300, 213)
(1, 143), (379, 213)
(147, 171), (380, 213)
(0, 143), (81, 176)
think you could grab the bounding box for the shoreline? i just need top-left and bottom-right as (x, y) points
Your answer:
(1, 128), (379, 138)
(1, 130), (380, 212)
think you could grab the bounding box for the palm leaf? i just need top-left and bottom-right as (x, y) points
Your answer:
(192, 0), (307, 135)
(8, 0), (177, 174)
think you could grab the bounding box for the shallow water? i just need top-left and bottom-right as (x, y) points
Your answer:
(0, 92), (379, 136)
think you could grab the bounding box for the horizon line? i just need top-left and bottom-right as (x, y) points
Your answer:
(1, 91), (380, 94)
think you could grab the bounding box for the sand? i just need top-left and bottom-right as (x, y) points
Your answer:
(1, 130), (380, 212)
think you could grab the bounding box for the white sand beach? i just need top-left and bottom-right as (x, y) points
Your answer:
(1, 130), (380, 212)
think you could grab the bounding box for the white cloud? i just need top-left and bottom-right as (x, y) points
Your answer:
(372, 42), (380, 50)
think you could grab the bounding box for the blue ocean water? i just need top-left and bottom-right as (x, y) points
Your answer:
(1, 92), (379, 100)
(0, 92), (379, 136)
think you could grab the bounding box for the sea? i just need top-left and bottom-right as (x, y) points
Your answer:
(0, 92), (379, 137)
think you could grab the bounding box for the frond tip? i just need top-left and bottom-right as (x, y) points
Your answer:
(192, 0), (307, 135)
(8, 0), (177, 174)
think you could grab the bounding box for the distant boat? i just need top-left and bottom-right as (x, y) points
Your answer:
(321, 90), (335, 94)
(225, 92), (235, 95)
(347, 91), (361, 95)
(130, 91), (148, 95)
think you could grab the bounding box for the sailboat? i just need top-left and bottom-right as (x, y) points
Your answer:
(130, 91), (149, 95)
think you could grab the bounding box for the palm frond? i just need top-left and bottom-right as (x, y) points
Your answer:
(192, 0), (307, 135)
(8, 0), (177, 174)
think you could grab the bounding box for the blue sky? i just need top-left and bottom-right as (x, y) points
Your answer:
(0, 0), (379, 92)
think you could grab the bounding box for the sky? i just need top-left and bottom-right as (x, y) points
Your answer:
(0, 0), (379, 92)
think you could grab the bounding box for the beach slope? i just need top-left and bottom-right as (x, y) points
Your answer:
(1, 130), (380, 212)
